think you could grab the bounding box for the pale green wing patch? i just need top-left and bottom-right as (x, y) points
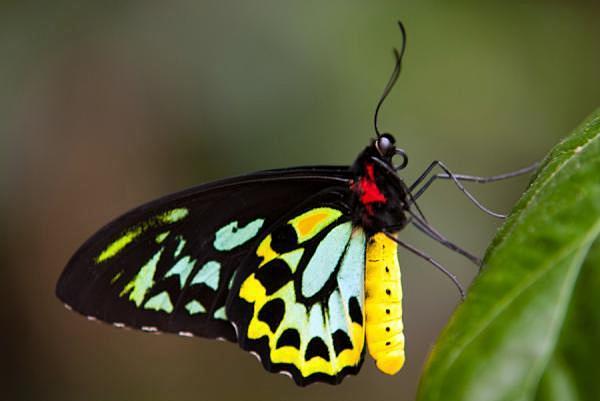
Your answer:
(120, 249), (163, 306)
(155, 231), (170, 243)
(144, 291), (174, 313)
(213, 306), (227, 320)
(214, 218), (265, 251)
(164, 256), (196, 288)
(191, 261), (221, 290)
(174, 236), (186, 258)
(301, 221), (352, 298)
(185, 300), (206, 315)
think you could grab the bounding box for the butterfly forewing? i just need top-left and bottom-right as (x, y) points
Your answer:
(57, 167), (351, 341)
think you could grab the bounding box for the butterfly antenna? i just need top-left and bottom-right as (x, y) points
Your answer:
(374, 21), (407, 138)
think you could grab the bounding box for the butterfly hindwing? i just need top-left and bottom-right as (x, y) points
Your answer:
(227, 198), (367, 386)
(56, 167), (351, 341)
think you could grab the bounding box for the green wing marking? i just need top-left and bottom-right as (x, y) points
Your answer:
(120, 249), (164, 306)
(144, 291), (174, 313)
(213, 306), (227, 320)
(214, 218), (265, 251)
(155, 231), (170, 243)
(191, 261), (221, 289)
(185, 300), (206, 315)
(96, 208), (188, 263)
(164, 256), (196, 288)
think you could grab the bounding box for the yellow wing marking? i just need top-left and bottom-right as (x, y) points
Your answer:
(256, 234), (278, 268)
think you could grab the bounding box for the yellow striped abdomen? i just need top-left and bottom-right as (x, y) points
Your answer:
(365, 232), (405, 375)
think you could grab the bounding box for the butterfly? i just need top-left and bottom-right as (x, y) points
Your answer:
(56, 22), (536, 386)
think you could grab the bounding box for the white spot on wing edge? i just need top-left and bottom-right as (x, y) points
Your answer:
(113, 322), (125, 328)
(86, 315), (97, 321)
(250, 351), (262, 363)
(279, 371), (293, 379)
(216, 336), (226, 342)
(141, 326), (158, 332)
(63, 303), (73, 311)
(178, 331), (194, 337)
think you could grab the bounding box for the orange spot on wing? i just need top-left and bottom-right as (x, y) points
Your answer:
(296, 212), (328, 237)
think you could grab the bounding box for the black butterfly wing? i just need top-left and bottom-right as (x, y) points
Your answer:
(57, 166), (352, 342)
(226, 190), (367, 385)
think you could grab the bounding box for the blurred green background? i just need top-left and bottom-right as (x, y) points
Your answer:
(2, 1), (599, 401)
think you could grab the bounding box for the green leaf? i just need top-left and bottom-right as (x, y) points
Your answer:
(535, 238), (600, 401)
(417, 108), (600, 401)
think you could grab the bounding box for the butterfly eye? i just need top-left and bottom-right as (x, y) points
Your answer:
(375, 133), (396, 157)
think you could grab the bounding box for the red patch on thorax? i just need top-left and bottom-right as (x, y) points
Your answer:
(357, 163), (387, 208)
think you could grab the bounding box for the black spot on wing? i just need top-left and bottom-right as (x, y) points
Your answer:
(257, 299), (285, 333)
(254, 259), (293, 296)
(305, 337), (330, 361)
(270, 224), (298, 253)
(348, 296), (363, 325)
(276, 328), (301, 349)
(332, 330), (353, 355)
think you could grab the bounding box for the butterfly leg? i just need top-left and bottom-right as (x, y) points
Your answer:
(408, 161), (539, 218)
(407, 210), (482, 268)
(383, 232), (465, 299)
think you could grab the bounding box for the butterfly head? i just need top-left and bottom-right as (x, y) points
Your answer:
(374, 133), (408, 171)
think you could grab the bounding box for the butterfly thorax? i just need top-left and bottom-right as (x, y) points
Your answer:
(350, 145), (409, 234)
